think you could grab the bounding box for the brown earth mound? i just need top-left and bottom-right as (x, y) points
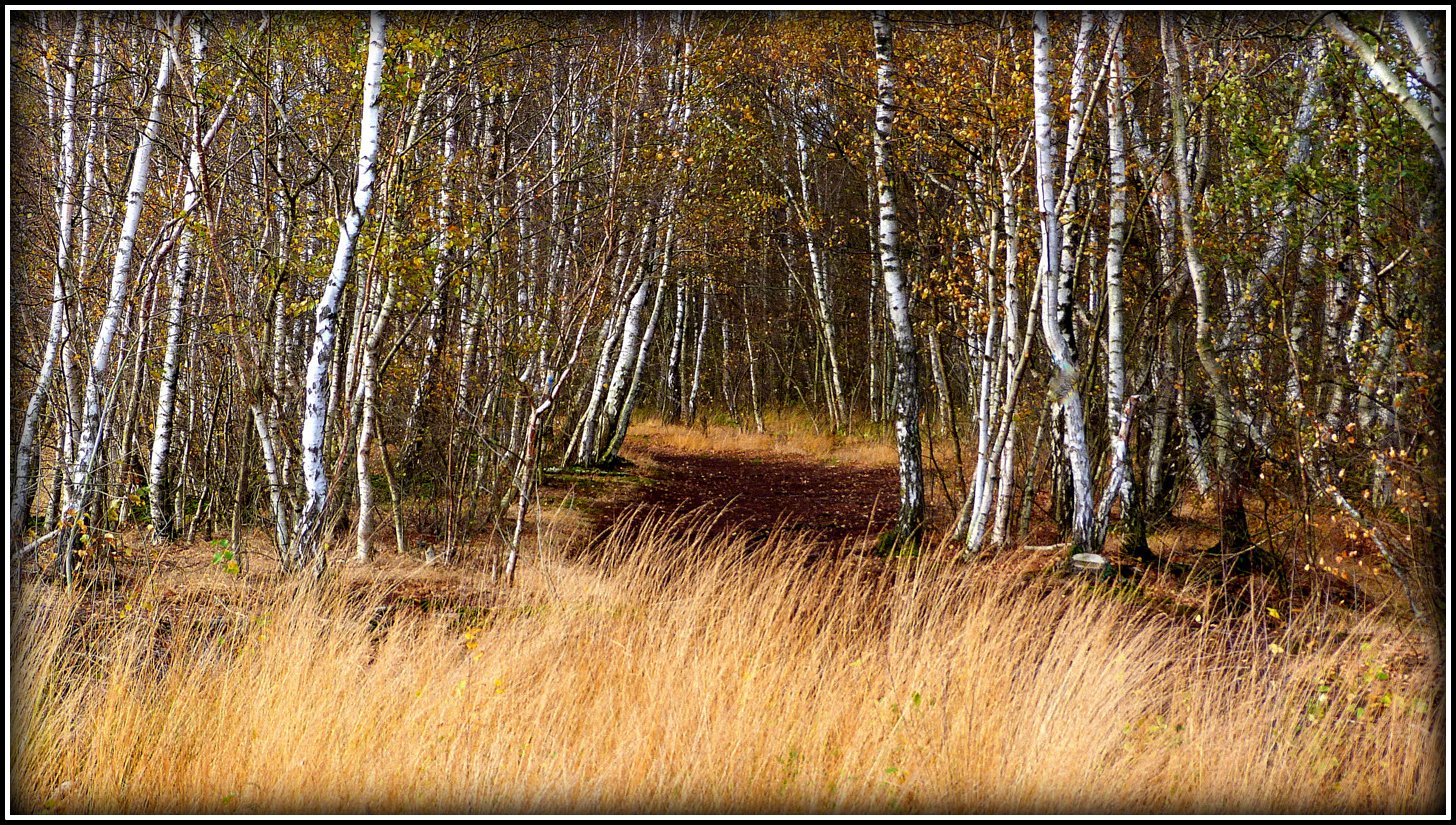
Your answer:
(594, 441), (900, 554)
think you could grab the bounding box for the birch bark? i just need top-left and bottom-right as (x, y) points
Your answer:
(63, 17), (175, 580)
(1032, 11), (1096, 553)
(12, 14), (85, 552)
(289, 11), (386, 573)
(1096, 13), (1138, 549)
(1163, 14), (1248, 558)
(872, 11), (924, 545)
(1325, 13), (1445, 167)
(148, 21), (213, 540)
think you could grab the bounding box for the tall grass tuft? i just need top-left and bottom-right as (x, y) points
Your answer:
(11, 515), (1443, 813)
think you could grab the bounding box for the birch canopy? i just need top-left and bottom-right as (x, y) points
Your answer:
(8, 11), (1445, 624)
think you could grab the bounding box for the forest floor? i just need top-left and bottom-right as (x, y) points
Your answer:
(594, 432), (900, 555)
(22, 413), (1413, 630)
(587, 419), (1404, 619)
(588, 419), (1436, 689)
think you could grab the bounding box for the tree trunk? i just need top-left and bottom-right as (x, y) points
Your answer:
(1097, 13), (1142, 557)
(1032, 11), (1096, 553)
(355, 269), (396, 563)
(872, 11), (924, 547)
(1163, 14), (1247, 559)
(62, 19), (175, 582)
(148, 21), (213, 542)
(399, 64), (461, 472)
(11, 14), (85, 553)
(792, 116), (848, 431)
(606, 223), (674, 460)
(686, 281), (711, 425)
(289, 11), (386, 575)
(665, 274), (688, 422)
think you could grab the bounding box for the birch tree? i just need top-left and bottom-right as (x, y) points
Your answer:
(1324, 11), (1445, 168)
(287, 11), (386, 574)
(1030, 11), (1098, 554)
(11, 13), (85, 555)
(872, 10), (925, 546)
(1163, 14), (1258, 562)
(147, 18), (243, 541)
(60, 15), (176, 581)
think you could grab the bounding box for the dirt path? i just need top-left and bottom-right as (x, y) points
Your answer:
(595, 441), (900, 552)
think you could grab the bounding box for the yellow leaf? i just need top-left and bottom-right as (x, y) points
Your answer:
(1267, 607), (1280, 620)
(1268, 643), (1285, 655)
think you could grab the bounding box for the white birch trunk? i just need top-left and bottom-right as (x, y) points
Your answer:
(147, 21), (208, 541)
(1032, 11), (1095, 552)
(665, 274), (688, 421)
(1326, 13), (1444, 167)
(792, 116), (847, 430)
(1096, 13), (1134, 535)
(596, 221), (658, 458)
(67, 19), (175, 568)
(927, 328), (954, 437)
(608, 223), (675, 459)
(686, 282), (711, 424)
(989, 155), (1026, 548)
(963, 249), (1043, 554)
(873, 11), (924, 543)
(355, 270), (396, 562)
(400, 66), (460, 468)
(1053, 14), (1096, 355)
(289, 11), (386, 573)
(741, 296), (766, 433)
(962, 250), (1001, 548)
(1163, 15), (1238, 517)
(56, 32), (107, 500)
(12, 15), (85, 550)
(576, 226), (642, 465)
(866, 176), (883, 424)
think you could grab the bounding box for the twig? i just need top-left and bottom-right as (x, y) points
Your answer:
(13, 529), (61, 562)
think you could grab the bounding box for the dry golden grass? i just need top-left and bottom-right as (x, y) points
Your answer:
(11, 514), (1443, 814)
(631, 412), (898, 467)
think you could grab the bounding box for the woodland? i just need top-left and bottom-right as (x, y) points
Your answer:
(6, 9), (1448, 814)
